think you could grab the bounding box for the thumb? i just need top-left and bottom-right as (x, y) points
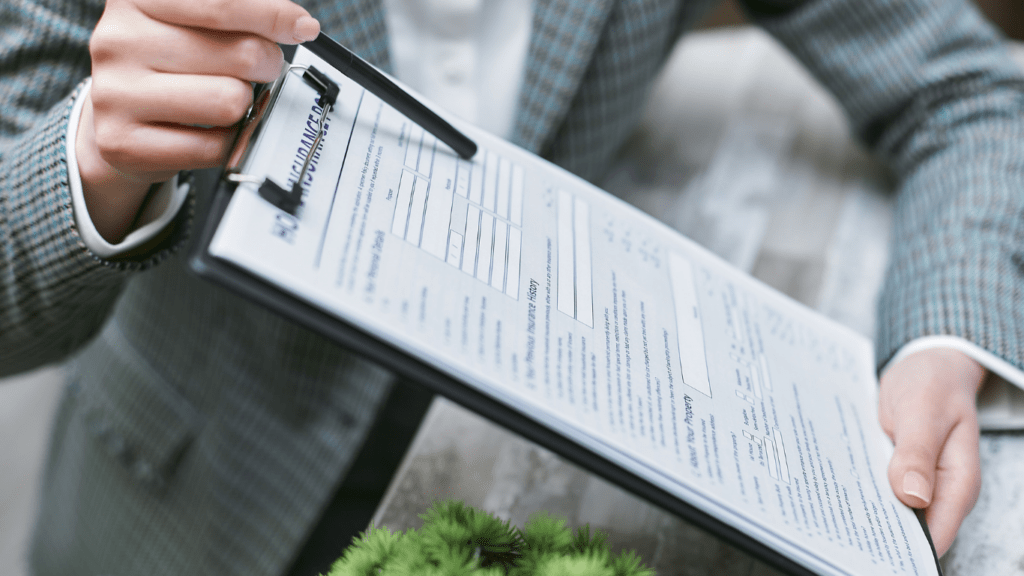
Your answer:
(886, 413), (945, 509)
(879, 348), (986, 555)
(880, 349), (987, 510)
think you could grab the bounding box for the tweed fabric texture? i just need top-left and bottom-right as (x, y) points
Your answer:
(308, 0), (391, 70)
(2, 0), (1024, 575)
(754, 0), (1024, 370)
(0, 0), (119, 375)
(32, 276), (393, 576)
(0, 0), (193, 376)
(3, 2), (397, 575)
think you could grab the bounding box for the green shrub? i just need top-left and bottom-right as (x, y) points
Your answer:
(326, 500), (655, 576)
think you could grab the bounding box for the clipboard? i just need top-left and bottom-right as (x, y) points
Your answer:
(189, 34), (943, 576)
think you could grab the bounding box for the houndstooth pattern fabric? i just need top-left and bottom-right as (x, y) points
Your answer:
(3, 0), (1024, 574)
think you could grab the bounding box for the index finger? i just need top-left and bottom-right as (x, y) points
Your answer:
(135, 0), (320, 44)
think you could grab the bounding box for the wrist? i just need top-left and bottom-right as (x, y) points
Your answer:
(75, 93), (163, 243)
(881, 347), (988, 402)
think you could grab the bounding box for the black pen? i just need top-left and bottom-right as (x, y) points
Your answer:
(303, 33), (478, 160)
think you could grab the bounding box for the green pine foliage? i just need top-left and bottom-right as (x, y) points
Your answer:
(325, 500), (654, 576)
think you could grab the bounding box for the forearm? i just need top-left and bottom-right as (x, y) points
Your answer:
(876, 124), (1024, 370)
(0, 0), (182, 375)
(752, 0), (1024, 368)
(75, 91), (156, 243)
(0, 88), (132, 375)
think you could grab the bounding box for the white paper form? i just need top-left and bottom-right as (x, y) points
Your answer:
(208, 46), (938, 576)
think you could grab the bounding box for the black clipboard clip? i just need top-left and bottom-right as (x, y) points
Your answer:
(260, 65), (336, 214)
(223, 34), (478, 216)
(222, 63), (337, 215)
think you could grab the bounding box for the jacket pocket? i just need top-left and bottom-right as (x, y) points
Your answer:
(73, 320), (204, 492)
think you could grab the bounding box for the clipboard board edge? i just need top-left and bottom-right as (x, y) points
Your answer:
(187, 177), (830, 576)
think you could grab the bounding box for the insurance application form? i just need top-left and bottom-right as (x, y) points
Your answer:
(207, 45), (939, 576)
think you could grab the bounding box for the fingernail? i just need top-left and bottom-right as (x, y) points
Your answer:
(293, 16), (320, 43)
(902, 471), (931, 507)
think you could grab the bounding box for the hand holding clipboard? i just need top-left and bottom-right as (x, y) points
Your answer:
(77, 0), (321, 242)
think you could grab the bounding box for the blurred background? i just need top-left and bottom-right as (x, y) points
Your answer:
(702, 0), (1024, 40)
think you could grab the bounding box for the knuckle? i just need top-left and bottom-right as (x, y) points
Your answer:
(93, 117), (124, 150)
(89, 80), (133, 123)
(95, 123), (134, 167)
(214, 82), (252, 124)
(88, 81), (113, 110)
(88, 8), (142, 65)
(900, 445), (935, 465)
(235, 38), (264, 76)
(893, 444), (940, 475)
(88, 28), (119, 64)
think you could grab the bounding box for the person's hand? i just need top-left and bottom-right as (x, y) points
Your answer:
(76, 0), (320, 242)
(879, 347), (987, 556)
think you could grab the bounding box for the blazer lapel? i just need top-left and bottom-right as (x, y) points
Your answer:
(510, 0), (616, 153)
(314, 0), (614, 152)
(312, 0), (391, 71)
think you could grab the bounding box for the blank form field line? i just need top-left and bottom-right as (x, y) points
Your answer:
(759, 354), (773, 391)
(470, 150), (484, 205)
(447, 232), (463, 268)
(765, 434), (779, 480)
(419, 134), (437, 176)
(404, 126), (422, 169)
(668, 253), (711, 398)
(772, 427), (791, 484)
(420, 161), (455, 260)
(462, 206), (481, 276)
(497, 157), (511, 219)
(406, 177), (429, 247)
(510, 164), (524, 226)
(573, 197), (593, 327)
(482, 150), (498, 212)
(506, 227), (522, 299)
(491, 223), (508, 291)
(455, 159), (470, 198)
(476, 214), (495, 284)
(315, 91), (363, 269)
(557, 190), (575, 318)
(391, 169), (415, 238)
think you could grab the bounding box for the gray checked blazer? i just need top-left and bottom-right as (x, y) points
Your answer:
(2, 0), (1023, 574)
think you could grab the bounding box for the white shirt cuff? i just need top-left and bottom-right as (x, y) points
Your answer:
(67, 78), (190, 259)
(884, 335), (1024, 389)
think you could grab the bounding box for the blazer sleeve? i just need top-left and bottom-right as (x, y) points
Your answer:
(746, 0), (1024, 372)
(0, 0), (189, 376)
